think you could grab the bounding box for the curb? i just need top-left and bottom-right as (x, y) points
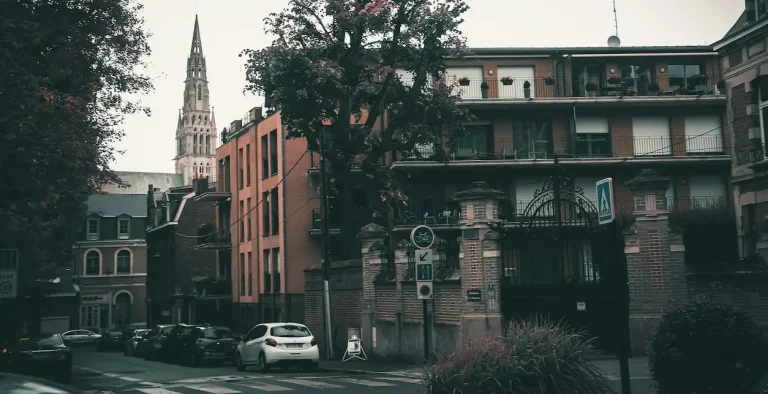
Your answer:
(318, 367), (422, 377)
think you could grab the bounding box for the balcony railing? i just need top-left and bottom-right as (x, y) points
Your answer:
(308, 151), (385, 174)
(403, 74), (723, 100)
(311, 208), (339, 231)
(196, 224), (232, 247)
(398, 197), (728, 226)
(399, 136), (727, 162)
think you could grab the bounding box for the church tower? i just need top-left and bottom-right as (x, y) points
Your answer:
(174, 15), (217, 184)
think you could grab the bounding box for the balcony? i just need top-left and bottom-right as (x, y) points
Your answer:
(410, 74), (723, 105)
(395, 136), (728, 167)
(195, 224), (232, 250)
(194, 176), (232, 202)
(309, 208), (341, 236)
(308, 151), (385, 176)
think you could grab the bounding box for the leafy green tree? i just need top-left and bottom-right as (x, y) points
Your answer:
(0, 0), (152, 295)
(242, 0), (473, 256)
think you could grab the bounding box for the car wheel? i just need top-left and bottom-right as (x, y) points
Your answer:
(259, 353), (270, 373)
(235, 354), (246, 372)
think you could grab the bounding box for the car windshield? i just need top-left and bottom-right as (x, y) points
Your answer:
(270, 325), (311, 338)
(136, 330), (150, 337)
(160, 327), (173, 335)
(202, 328), (232, 340)
(18, 334), (63, 350)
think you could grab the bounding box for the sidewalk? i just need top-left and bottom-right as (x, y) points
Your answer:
(592, 357), (651, 379)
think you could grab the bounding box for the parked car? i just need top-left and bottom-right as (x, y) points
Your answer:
(96, 329), (125, 351)
(235, 323), (319, 373)
(61, 330), (101, 346)
(147, 324), (196, 361)
(138, 325), (174, 360)
(1, 333), (72, 383)
(124, 329), (151, 357)
(180, 326), (236, 366)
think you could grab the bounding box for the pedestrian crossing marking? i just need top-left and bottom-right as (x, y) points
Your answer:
(277, 379), (343, 389)
(186, 384), (242, 393)
(377, 376), (423, 384)
(135, 388), (181, 394)
(235, 381), (293, 391)
(118, 376), (142, 382)
(336, 377), (396, 387)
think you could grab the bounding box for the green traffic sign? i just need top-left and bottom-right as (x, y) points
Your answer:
(410, 225), (435, 249)
(596, 178), (615, 225)
(0, 249), (18, 270)
(416, 263), (433, 282)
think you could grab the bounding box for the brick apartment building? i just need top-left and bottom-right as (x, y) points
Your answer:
(146, 182), (231, 326)
(195, 107), (317, 332)
(714, 0), (768, 260)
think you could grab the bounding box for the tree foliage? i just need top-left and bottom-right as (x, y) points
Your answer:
(0, 0), (152, 289)
(241, 0), (473, 256)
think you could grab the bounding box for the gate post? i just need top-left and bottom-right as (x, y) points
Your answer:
(358, 223), (387, 355)
(454, 181), (505, 342)
(625, 169), (687, 356)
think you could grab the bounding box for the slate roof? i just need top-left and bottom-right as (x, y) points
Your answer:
(101, 171), (185, 195)
(86, 194), (147, 218)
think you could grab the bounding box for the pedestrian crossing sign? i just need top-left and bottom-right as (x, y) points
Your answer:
(596, 178), (614, 225)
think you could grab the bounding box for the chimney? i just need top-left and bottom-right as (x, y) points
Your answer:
(746, 0), (757, 22)
(249, 107), (263, 123)
(230, 119), (243, 131)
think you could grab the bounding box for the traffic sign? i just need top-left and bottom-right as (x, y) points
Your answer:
(596, 178), (615, 225)
(417, 282), (433, 299)
(0, 249), (18, 299)
(415, 249), (433, 264)
(410, 225), (435, 249)
(416, 262), (433, 282)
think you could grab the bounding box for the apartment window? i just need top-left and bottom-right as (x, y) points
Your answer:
(269, 130), (278, 176)
(758, 83), (768, 157)
(619, 65), (654, 95)
(246, 198), (252, 240)
(80, 305), (99, 328)
(668, 64), (706, 91)
(262, 191), (270, 236)
(270, 188), (279, 235)
(272, 248), (281, 293)
(513, 120), (553, 159)
(454, 124), (492, 158)
(246, 144), (251, 186)
(632, 117), (671, 156)
(261, 135), (269, 179)
(247, 252), (253, 295)
(86, 219), (99, 241)
(115, 250), (131, 275)
(218, 258), (229, 279)
(749, 39), (766, 58)
(263, 249), (272, 293)
(85, 250), (100, 276)
(239, 201), (245, 243)
(239, 253), (245, 295)
(575, 117), (611, 157)
(117, 218), (130, 240)
(238, 148), (244, 189)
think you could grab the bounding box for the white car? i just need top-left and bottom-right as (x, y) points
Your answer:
(61, 329), (101, 346)
(234, 323), (319, 372)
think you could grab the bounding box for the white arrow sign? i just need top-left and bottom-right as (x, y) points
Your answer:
(416, 249), (433, 264)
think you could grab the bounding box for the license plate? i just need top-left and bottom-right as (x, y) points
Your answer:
(209, 352), (225, 357)
(285, 344), (302, 349)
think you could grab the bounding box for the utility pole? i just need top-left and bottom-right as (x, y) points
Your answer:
(318, 127), (335, 359)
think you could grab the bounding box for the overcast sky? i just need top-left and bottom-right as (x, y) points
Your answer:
(113, 0), (745, 173)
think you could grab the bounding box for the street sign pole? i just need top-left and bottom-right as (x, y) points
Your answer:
(410, 225), (434, 361)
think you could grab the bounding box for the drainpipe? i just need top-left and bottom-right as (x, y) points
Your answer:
(280, 122), (288, 321)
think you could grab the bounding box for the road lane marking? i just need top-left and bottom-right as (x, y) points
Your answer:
(336, 378), (395, 387)
(376, 376), (423, 384)
(134, 389), (182, 394)
(119, 376), (142, 382)
(277, 379), (343, 389)
(236, 381), (294, 391)
(186, 384), (242, 393)
(21, 382), (68, 393)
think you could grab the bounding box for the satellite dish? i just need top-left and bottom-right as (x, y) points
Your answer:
(607, 35), (621, 47)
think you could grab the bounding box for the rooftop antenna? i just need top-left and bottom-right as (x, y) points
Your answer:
(607, 0), (621, 47)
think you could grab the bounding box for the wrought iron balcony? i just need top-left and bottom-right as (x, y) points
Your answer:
(194, 176), (232, 202)
(309, 208), (341, 236)
(196, 224), (232, 250)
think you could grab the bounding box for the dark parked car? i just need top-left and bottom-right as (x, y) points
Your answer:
(97, 329), (125, 351)
(124, 329), (151, 357)
(1, 334), (72, 383)
(157, 324), (199, 362)
(143, 324), (174, 360)
(180, 326), (237, 366)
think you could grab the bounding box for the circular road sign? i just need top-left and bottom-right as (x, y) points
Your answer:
(410, 225), (435, 249)
(0, 281), (12, 294)
(419, 284), (431, 297)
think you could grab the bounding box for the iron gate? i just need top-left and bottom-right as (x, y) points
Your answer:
(500, 170), (623, 354)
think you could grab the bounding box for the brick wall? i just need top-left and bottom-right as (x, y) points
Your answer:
(175, 198), (218, 292)
(688, 273), (768, 326)
(303, 259), (362, 356)
(433, 282), (462, 323)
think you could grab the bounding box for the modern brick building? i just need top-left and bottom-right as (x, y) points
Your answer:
(714, 0), (768, 259)
(196, 107), (318, 332)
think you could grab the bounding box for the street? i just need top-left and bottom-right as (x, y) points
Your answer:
(69, 348), (425, 394)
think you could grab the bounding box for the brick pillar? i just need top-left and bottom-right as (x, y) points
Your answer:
(624, 169), (687, 356)
(357, 223), (387, 353)
(454, 181), (505, 341)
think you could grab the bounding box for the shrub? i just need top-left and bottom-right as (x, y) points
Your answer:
(649, 298), (767, 394)
(422, 318), (613, 394)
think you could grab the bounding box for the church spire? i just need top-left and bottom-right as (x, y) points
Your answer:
(190, 14), (203, 57)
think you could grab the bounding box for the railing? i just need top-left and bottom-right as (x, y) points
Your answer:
(400, 74), (722, 100)
(196, 224), (232, 246)
(195, 176), (231, 193)
(311, 208), (339, 230)
(399, 136), (727, 162)
(308, 151), (385, 173)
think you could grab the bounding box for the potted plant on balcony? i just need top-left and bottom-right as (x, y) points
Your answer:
(544, 73), (555, 86)
(649, 82), (660, 94)
(608, 76), (622, 85)
(458, 77), (470, 86)
(523, 80), (531, 98)
(500, 77), (514, 86)
(480, 81), (489, 98)
(585, 82), (598, 97)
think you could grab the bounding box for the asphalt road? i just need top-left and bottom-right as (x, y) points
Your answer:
(69, 347), (426, 394)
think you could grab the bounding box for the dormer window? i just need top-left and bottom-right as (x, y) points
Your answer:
(87, 218), (99, 241)
(118, 218), (130, 240)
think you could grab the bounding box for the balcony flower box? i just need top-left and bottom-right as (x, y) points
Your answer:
(501, 77), (514, 86)
(458, 77), (470, 86)
(585, 82), (598, 97)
